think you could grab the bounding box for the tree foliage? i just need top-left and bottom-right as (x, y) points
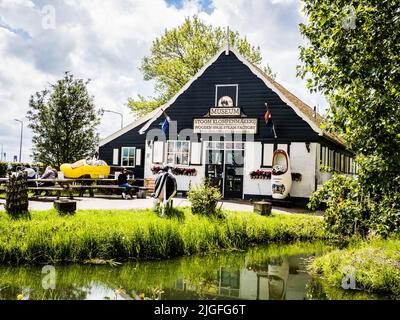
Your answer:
(27, 72), (101, 168)
(128, 16), (275, 116)
(300, 0), (400, 238)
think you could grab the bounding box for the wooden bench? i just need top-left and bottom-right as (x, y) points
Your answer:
(143, 178), (156, 197)
(28, 187), (74, 200)
(69, 185), (139, 198)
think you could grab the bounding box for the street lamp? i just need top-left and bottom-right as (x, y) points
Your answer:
(14, 119), (23, 162)
(0, 143), (3, 162)
(101, 109), (124, 129)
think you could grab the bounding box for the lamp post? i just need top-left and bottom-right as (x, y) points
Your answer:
(14, 119), (23, 162)
(102, 109), (124, 129)
(0, 144), (3, 162)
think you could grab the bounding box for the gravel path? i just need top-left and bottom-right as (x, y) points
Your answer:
(0, 197), (322, 215)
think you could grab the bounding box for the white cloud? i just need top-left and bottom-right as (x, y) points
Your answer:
(0, 0), (326, 163)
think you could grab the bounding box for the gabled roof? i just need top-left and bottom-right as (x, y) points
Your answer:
(100, 45), (345, 148)
(250, 64), (345, 146)
(99, 107), (160, 147)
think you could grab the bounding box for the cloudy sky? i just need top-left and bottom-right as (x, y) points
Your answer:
(0, 0), (327, 163)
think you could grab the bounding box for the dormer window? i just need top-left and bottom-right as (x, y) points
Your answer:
(215, 84), (238, 106)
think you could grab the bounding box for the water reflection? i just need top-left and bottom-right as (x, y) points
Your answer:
(0, 242), (386, 300)
(170, 254), (309, 300)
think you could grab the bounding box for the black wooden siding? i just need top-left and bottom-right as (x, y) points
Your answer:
(99, 128), (145, 178)
(145, 51), (320, 142)
(99, 50), (346, 178)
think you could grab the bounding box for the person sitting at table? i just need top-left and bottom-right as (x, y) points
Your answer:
(118, 167), (132, 200)
(34, 165), (57, 196)
(23, 164), (37, 187)
(23, 164), (36, 179)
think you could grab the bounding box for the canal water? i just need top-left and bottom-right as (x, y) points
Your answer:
(0, 242), (388, 300)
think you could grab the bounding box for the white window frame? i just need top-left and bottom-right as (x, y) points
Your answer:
(166, 140), (191, 166)
(152, 141), (164, 164)
(112, 149), (119, 165)
(262, 143), (274, 167)
(215, 84), (239, 106)
(190, 142), (202, 165)
(121, 147), (136, 167)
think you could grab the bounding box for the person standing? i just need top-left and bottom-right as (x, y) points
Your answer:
(118, 167), (133, 199)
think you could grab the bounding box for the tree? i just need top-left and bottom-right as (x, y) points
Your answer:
(299, 1), (400, 237)
(27, 72), (101, 168)
(128, 16), (275, 116)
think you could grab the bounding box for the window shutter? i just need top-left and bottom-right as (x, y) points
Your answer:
(190, 142), (202, 165)
(112, 149), (119, 165)
(135, 148), (142, 166)
(153, 141), (164, 164)
(262, 144), (274, 166)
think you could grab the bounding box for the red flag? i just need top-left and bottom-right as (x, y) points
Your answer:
(264, 110), (271, 125)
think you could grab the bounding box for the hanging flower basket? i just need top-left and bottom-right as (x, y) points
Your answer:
(151, 165), (197, 176)
(250, 169), (271, 180)
(250, 169), (302, 182)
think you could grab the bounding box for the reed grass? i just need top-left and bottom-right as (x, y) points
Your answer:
(310, 239), (400, 298)
(0, 208), (325, 264)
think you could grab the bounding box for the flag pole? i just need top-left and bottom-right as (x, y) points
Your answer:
(265, 103), (277, 139)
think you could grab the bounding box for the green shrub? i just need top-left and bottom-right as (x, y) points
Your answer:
(187, 179), (222, 217)
(308, 173), (400, 239)
(308, 174), (371, 238)
(0, 162), (46, 177)
(0, 162), (7, 178)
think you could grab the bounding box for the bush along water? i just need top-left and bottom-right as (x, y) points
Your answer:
(308, 172), (400, 239)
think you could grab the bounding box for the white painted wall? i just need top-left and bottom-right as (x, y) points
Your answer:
(289, 142), (317, 198)
(243, 142), (272, 197)
(145, 140), (319, 198)
(144, 140), (204, 192)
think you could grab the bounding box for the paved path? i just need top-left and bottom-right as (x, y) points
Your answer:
(0, 197), (322, 215)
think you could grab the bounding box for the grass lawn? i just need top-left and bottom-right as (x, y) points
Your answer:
(0, 208), (325, 264)
(310, 239), (400, 298)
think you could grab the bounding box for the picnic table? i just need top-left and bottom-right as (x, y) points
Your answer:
(0, 177), (147, 199)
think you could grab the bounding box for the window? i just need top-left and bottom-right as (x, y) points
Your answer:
(121, 147), (136, 167)
(262, 143), (274, 167)
(167, 141), (190, 165)
(215, 84), (238, 106)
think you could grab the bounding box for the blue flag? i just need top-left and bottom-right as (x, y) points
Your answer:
(161, 111), (171, 135)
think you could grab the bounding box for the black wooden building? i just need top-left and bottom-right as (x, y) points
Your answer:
(99, 46), (354, 202)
